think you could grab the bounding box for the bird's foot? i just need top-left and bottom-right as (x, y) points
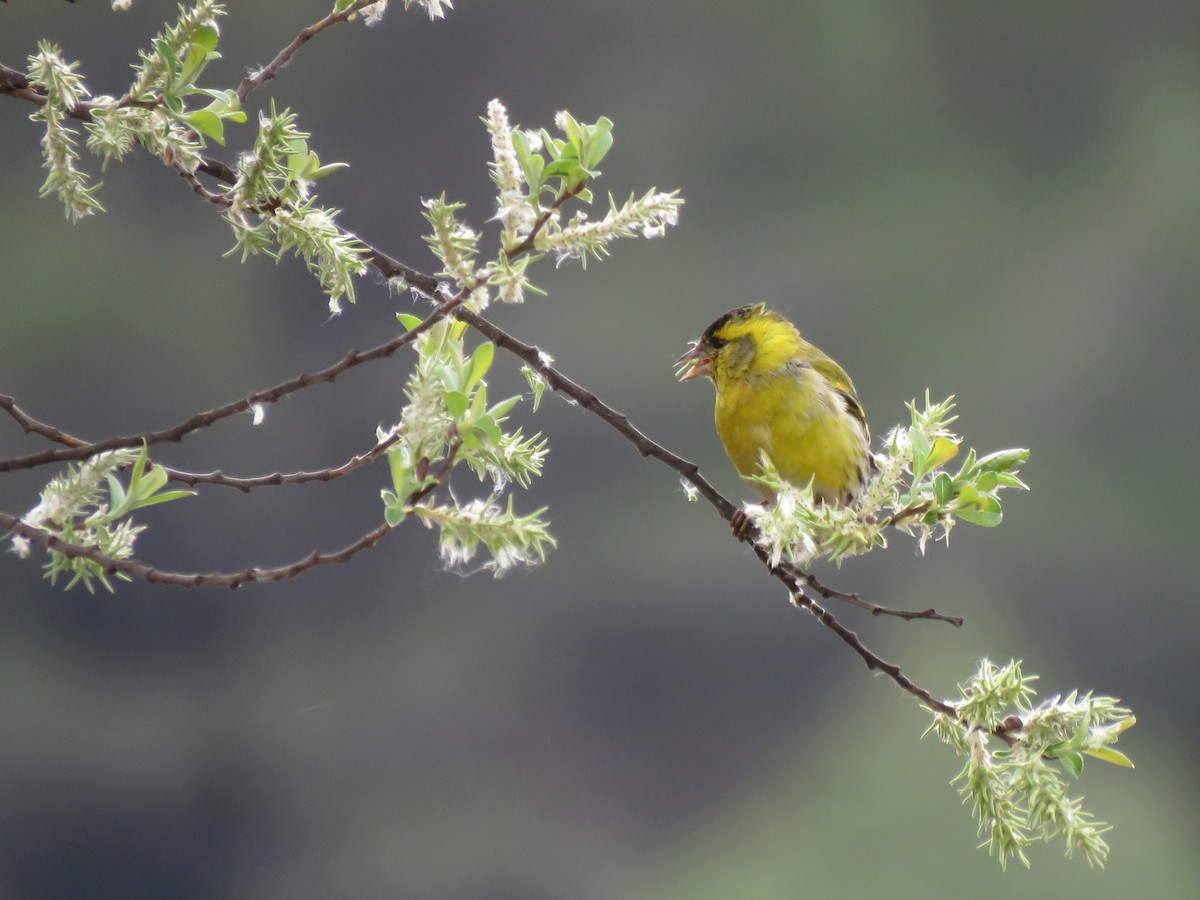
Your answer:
(730, 508), (758, 543)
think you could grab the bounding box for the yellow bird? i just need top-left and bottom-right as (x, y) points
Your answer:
(676, 303), (872, 506)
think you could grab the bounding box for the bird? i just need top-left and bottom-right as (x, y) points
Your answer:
(675, 303), (872, 511)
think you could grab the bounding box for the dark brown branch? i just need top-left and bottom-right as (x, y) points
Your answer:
(472, 316), (957, 712)
(0, 429), (460, 590)
(164, 432), (400, 491)
(0, 391), (399, 490)
(0, 394), (90, 449)
(503, 180), (587, 259)
(0, 289), (466, 474)
(0, 62), (35, 98)
(173, 159), (229, 207)
(1, 509), (393, 589)
(235, 0), (382, 105)
(782, 562), (963, 626)
(787, 584), (958, 716)
(354, 244), (965, 713)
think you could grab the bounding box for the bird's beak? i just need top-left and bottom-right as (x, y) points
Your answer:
(674, 343), (711, 382)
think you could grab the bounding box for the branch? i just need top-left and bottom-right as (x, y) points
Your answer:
(0, 61), (36, 100)
(0, 288), (467, 474)
(1, 509), (393, 589)
(235, 0), (382, 105)
(164, 433), (400, 491)
(1, 390), (400, 492)
(452, 306), (957, 712)
(782, 561), (963, 626)
(337, 245), (965, 714)
(0, 429), (460, 591)
(503, 180), (586, 259)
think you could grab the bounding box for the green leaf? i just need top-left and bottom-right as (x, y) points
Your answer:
(1058, 751), (1085, 778)
(185, 109), (225, 144)
(285, 140), (312, 179)
(473, 414), (501, 444)
(1111, 715), (1137, 735)
(584, 120), (614, 169)
(137, 463), (170, 497)
(154, 38), (180, 81)
(310, 161), (350, 179)
(383, 498), (407, 527)
(397, 312), (424, 332)
(106, 473), (127, 513)
(1082, 746), (1134, 768)
(442, 390), (469, 419)
(179, 44), (211, 87)
(511, 126), (530, 159)
(994, 472), (1030, 490)
(523, 153), (545, 194)
(486, 394), (520, 421)
(126, 489), (196, 509)
(976, 471), (999, 491)
(193, 24), (221, 53)
(928, 436), (959, 470)
(522, 366), (545, 411)
(976, 448), (1030, 473)
(955, 506), (1003, 527)
(511, 128), (543, 191)
(933, 471), (954, 505)
(908, 425), (931, 477)
(466, 342), (494, 391)
(542, 158), (582, 179)
(388, 452), (410, 499)
(954, 447), (978, 480)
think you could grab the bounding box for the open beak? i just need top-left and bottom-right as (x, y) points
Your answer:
(674, 343), (712, 382)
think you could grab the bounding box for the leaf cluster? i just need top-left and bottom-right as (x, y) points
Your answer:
(24, 4), (367, 312)
(123, 0), (245, 148)
(27, 41), (104, 221)
(513, 111), (613, 206)
(926, 659), (1135, 869)
(381, 317), (552, 575)
(11, 445), (194, 592)
(746, 394), (1029, 566)
(226, 104), (366, 311)
(428, 100), (683, 307)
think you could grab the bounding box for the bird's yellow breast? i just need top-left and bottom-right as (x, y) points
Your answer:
(714, 366), (868, 505)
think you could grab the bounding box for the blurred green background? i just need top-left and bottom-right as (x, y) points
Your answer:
(2, 1), (1198, 897)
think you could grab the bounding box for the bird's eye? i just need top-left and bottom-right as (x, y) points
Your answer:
(709, 336), (727, 350)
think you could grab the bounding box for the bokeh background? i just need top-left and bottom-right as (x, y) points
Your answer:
(2, 2), (1198, 897)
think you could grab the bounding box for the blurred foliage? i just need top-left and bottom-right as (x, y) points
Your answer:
(2, 1), (1198, 897)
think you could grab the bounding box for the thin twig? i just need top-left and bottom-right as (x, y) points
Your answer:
(786, 584), (958, 716)
(0, 289), (466, 474)
(235, 0), (382, 105)
(173, 159), (229, 207)
(0, 393), (400, 491)
(0, 430), (459, 590)
(503, 181), (587, 259)
(1, 509), (393, 589)
(783, 562), (963, 625)
(165, 433), (401, 491)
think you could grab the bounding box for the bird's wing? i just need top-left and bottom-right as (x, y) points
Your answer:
(808, 353), (868, 431)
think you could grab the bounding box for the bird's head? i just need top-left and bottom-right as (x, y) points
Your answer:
(675, 303), (802, 387)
